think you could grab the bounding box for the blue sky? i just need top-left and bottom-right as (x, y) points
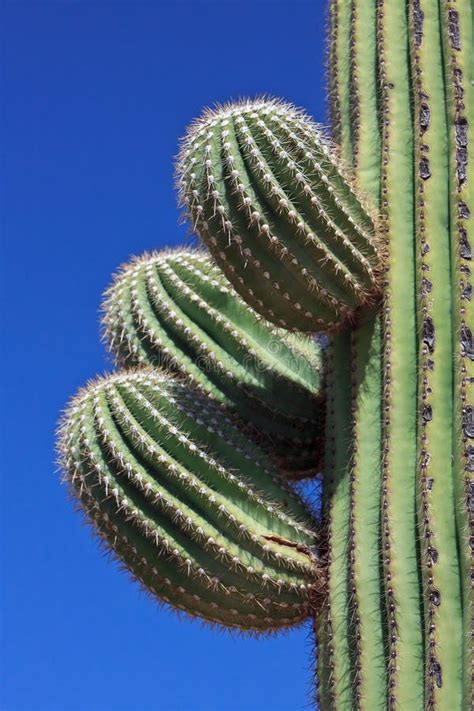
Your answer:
(2, 2), (327, 709)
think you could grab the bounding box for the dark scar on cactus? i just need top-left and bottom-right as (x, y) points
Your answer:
(461, 325), (474, 360)
(422, 405), (433, 423)
(261, 534), (315, 558)
(465, 446), (474, 472)
(463, 406), (474, 439)
(419, 102), (430, 132)
(459, 201), (471, 219)
(460, 229), (471, 259)
(429, 659), (443, 688)
(448, 9), (460, 50)
(430, 589), (441, 607)
(419, 156), (431, 180)
(423, 317), (435, 353)
(421, 278), (432, 295)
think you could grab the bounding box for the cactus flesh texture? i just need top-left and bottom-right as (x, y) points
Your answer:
(58, 370), (323, 631)
(101, 248), (325, 477)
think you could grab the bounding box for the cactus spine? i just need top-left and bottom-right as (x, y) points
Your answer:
(59, 371), (323, 631)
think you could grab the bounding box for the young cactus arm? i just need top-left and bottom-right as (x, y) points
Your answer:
(440, 0), (474, 705)
(102, 249), (325, 462)
(378, 1), (424, 707)
(410, 0), (463, 706)
(177, 98), (381, 332)
(58, 371), (325, 632)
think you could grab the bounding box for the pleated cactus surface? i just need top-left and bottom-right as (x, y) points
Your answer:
(59, 370), (323, 631)
(102, 248), (325, 476)
(177, 99), (381, 332)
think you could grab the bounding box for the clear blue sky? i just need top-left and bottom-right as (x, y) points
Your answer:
(2, 2), (327, 709)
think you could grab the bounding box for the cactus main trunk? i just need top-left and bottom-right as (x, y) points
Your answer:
(317, 0), (471, 708)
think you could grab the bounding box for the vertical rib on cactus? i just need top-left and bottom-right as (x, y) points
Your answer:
(440, 0), (474, 705)
(315, 3), (357, 708)
(410, 0), (463, 706)
(347, 0), (386, 707)
(317, 332), (354, 709)
(378, 1), (424, 706)
(329, 0), (353, 160)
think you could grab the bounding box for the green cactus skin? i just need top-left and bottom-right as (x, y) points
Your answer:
(101, 248), (325, 478)
(319, 0), (472, 708)
(378, 4), (425, 703)
(177, 99), (381, 332)
(315, 331), (354, 709)
(58, 370), (324, 631)
(316, 2), (387, 709)
(347, 1), (386, 708)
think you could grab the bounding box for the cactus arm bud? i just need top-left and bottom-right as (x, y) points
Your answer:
(177, 99), (381, 332)
(58, 371), (324, 632)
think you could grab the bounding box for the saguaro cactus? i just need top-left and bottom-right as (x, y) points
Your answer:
(59, 0), (473, 708)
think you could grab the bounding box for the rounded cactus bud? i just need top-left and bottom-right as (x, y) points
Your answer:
(101, 248), (324, 477)
(177, 98), (381, 332)
(58, 370), (324, 631)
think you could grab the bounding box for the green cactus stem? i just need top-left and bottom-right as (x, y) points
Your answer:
(315, 331), (354, 708)
(377, 2), (424, 706)
(346, 0), (386, 708)
(101, 248), (325, 478)
(177, 98), (381, 332)
(316, 1), (386, 708)
(58, 370), (324, 631)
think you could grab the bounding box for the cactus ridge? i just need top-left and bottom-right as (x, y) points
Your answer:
(440, 0), (474, 704)
(346, 1), (386, 708)
(317, 332), (354, 709)
(102, 248), (325, 474)
(58, 370), (324, 631)
(177, 98), (381, 332)
(410, 0), (463, 706)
